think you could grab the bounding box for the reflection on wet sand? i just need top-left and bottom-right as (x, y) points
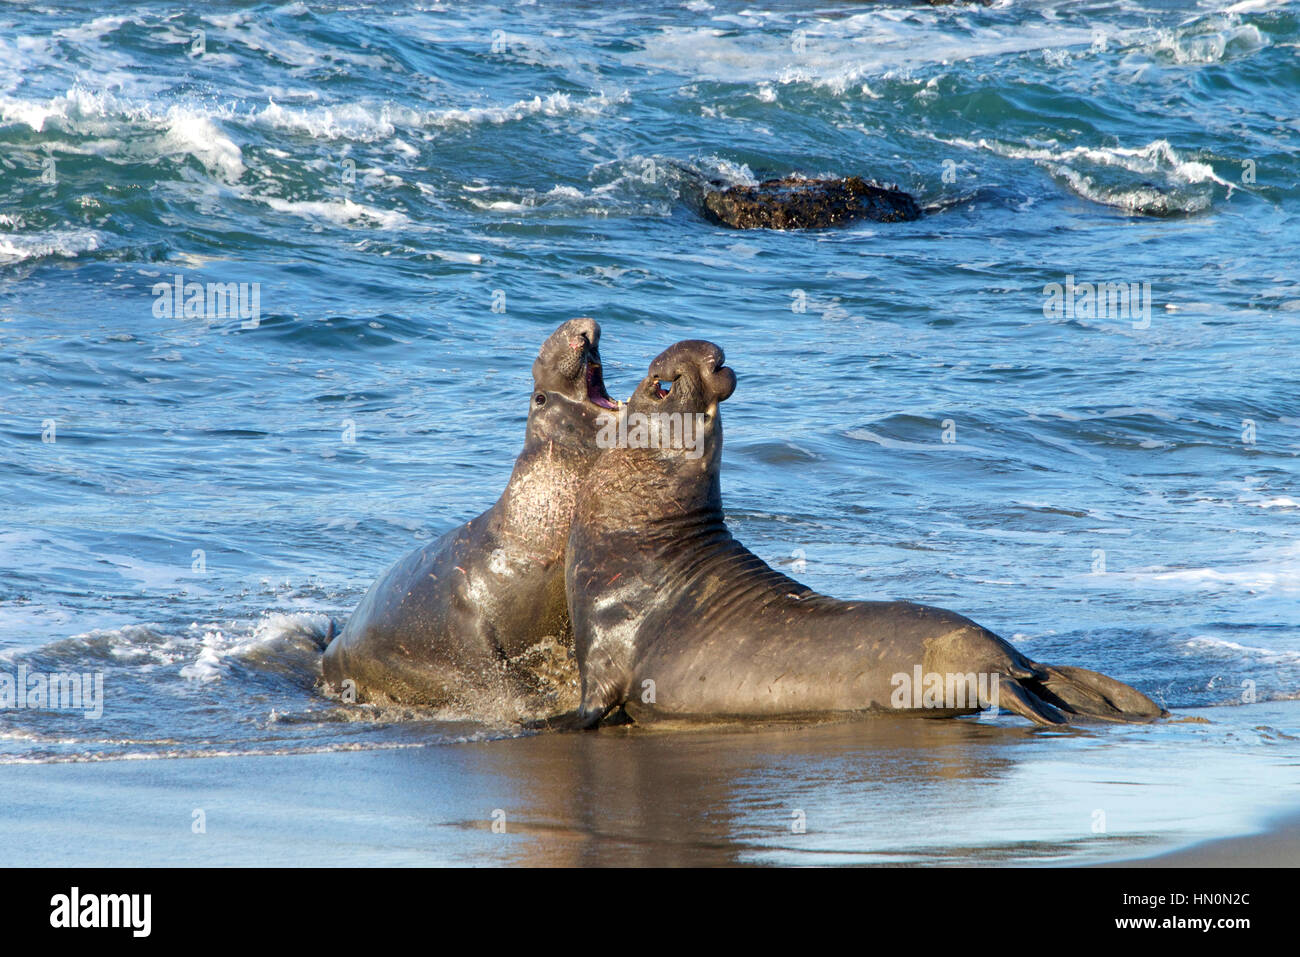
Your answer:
(402, 703), (1300, 866)
(424, 715), (1070, 865)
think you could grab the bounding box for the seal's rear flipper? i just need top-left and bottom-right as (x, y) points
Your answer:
(994, 679), (1069, 726)
(311, 617), (342, 652)
(524, 706), (632, 733)
(1029, 664), (1168, 722)
(523, 710), (588, 733)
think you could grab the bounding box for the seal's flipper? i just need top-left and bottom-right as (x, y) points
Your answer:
(993, 678), (1069, 726)
(312, 617), (342, 652)
(523, 710), (589, 733)
(574, 700), (619, 730)
(1029, 664), (1168, 722)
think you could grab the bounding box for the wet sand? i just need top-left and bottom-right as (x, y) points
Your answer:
(1109, 811), (1300, 868)
(1, 700), (1296, 866)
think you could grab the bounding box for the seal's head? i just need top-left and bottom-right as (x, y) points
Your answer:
(624, 339), (735, 465)
(527, 318), (619, 446)
(630, 339), (734, 415)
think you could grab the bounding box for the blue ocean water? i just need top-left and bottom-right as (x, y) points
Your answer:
(1, 0), (1297, 780)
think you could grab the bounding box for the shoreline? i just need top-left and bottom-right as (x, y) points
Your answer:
(1, 700), (1296, 867)
(1103, 809), (1300, 868)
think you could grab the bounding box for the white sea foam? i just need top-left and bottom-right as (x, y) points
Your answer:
(0, 94), (67, 132)
(463, 157), (691, 218)
(259, 195), (410, 229)
(391, 138), (419, 158)
(1222, 0), (1289, 11)
(1185, 635), (1300, 662)
(200, 9), (389, 71)
(1142, 554), (1300, 593)
(430, 90), (629, 128)
(0, 88), (246, 182)
(0, 740), (442, 766)
(253, 99), (417, 141)
(0, 227), (101, 265)
(1147, 21), (1267, 64)
(161, 107), (245, 182)
(933, 135), (1234, 213)
(179, 631), (225, 681)
(430, 249), (483, 264)
(1241, 496), (1300, 509)
(627, 19), (1097, 92)
(53, 14), (142, 44)
(942, 137), (1233, 188)
(247, 90), (627, 144)
(174, 612), (330, 682)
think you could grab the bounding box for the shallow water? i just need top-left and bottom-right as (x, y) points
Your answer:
(1, 0), (1298, 858)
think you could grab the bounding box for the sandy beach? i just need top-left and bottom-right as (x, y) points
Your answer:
(1113, 810), (1300, 868)
(2, 699), (1295, 867)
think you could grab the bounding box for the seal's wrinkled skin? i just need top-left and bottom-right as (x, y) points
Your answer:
(701, 176), (922, 229)
(565, 340), (1167, 728)
(322, 318), (619, 718)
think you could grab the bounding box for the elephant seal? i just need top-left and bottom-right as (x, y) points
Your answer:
(565, 340), (1167, 728)
(322, 318), (619, 718)
(699, 175), (922, 229)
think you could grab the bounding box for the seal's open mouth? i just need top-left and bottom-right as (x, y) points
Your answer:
(653, 378), (673, 399)
(586, 359), (619, 410)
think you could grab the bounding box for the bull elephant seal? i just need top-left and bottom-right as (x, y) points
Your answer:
(565, 340), (1167, 728)
(700, 175), (922, 229)
(322, 318), (619, 718)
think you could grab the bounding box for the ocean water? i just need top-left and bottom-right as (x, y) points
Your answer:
(1, 0), (1298, 863)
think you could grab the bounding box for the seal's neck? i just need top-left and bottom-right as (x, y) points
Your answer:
(585, 442), (726, 544)
(485, 415), (601, 546)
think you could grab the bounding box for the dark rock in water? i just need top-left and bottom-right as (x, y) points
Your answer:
(701, 176), (923, 229)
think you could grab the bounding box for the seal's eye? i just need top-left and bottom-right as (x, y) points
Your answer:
(534, 393), (546, 406)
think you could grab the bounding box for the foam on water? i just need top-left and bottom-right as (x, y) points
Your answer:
(162, 108), (245, 182)
(0, 227), (102, 265)
(258, 195), (410, 229)
(0, 87), (246, 182)
(253, 99), (417, 142)
(626, 14), (1101, 91)
(1148, 18), (1268, 63)
(933, 136), (1238, 215)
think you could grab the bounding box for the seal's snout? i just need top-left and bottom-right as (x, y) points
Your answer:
(533, 318), (619, 411)
(565, 316), (600, 351)
(710, 363), (737, 403)
(646, 339), (735, 407)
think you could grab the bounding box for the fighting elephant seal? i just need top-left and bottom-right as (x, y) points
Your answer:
(565, 340), (1167, 728)
(322, 318), (619, 717)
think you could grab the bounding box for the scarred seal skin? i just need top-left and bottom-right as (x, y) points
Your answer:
(565, 340), (1168, 729)
(701, 175), (922, 229)
(322, 318), (620, 717)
